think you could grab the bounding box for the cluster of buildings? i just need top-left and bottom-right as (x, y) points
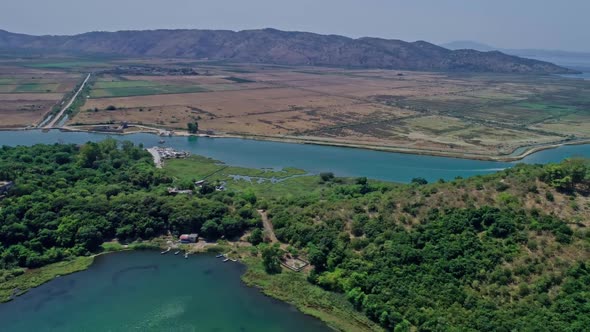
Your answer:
(153, 147), (190, 160)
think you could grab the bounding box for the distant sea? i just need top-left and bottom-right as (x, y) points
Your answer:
(529, 53), (590, 81)
(559, 72), (590, 81)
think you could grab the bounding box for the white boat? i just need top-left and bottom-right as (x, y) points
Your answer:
(223, 258), (229, 262)
(174, 251), (180, 255)
(184, 252), (189, 259)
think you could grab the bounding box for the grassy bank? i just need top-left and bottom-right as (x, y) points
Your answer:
(240, 255), (383, 332)
(0, 240), (165, 303)
(163, 155), (342, 198)
(0, 238), (379, 332)
(0, 241), (380, 332)
(0, 256), (94, 303)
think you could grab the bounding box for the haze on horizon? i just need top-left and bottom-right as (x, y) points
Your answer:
(2, 0), (589, 53)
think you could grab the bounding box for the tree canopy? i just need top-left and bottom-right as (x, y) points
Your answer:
(0, 141), (260, 269)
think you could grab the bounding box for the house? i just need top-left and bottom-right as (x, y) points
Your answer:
(179, 234), (198, 243)
(0, 181), (13, 194)
(195, 180), (206, 187)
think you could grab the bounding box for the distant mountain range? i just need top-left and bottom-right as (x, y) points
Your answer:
(0, 28), (577, 74)
(441, 41), (590, 70)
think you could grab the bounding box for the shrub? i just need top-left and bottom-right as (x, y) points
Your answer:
(411, 177), (428, 185)
(495, 182), (510, 192)
(319, 172), (335, 182)
(545, 191), (555, 201)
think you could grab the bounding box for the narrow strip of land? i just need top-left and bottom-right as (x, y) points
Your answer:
(146, 148), (162, 168)
(44, 73), (91, 128)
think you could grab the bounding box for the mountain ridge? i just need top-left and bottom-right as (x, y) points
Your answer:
(0, 28), (576, 74)
(441, 40), (590, 70)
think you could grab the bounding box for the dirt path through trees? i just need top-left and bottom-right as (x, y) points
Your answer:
(257, 209), (278, 243)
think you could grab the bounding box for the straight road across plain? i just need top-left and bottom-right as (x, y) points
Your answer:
(44, 73), (91, 128)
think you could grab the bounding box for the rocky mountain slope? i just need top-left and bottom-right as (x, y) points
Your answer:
(0, 28), (575, 73)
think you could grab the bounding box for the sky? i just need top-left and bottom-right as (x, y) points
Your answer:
(2, 0), (589, 52)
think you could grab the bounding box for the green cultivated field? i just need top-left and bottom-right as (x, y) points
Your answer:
(13, 83), (60, 93)
(89, 80), (208, 98)
(0, 78), (18, 84)
(26, 61), (111, 69)
(93, 80), (160, 89)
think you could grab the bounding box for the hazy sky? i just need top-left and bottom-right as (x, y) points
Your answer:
(3, 0), (589, 52)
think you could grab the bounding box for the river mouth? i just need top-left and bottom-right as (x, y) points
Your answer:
(0, 251), (331, 332)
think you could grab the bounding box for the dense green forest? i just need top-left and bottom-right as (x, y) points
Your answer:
(0, 141), (589, 331)
(0, 141), (260, 269)
(266, 160), (590, 331)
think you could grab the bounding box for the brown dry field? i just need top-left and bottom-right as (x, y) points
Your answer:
(0, 64), (83, 128)
(71, 64), (590, 156)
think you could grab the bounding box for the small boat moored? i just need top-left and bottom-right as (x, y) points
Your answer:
(174, 250), (180, 255)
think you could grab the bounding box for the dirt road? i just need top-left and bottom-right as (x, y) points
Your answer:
(147, 148), (162, 168)
(257, 209), (278, 243)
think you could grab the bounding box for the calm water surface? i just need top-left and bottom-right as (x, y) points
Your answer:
(0, 130), (589, 182)
(0, 251), (331, 332)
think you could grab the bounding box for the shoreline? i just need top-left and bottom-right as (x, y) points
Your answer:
(2, 125), (589, 163)
(0, 243), (378, 331)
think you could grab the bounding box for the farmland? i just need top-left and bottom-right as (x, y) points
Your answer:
(69, 61), (590, 158)
(0, 63), (85, 128)
(1, 56), (588, 158)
